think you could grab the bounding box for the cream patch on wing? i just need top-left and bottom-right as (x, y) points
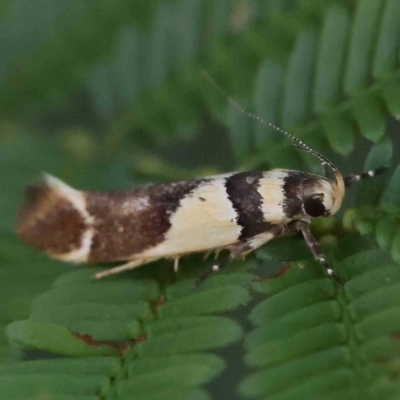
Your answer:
(44, 174), (94, 225)
(119, 197), (150, 216)
(54, 228), (94, 263)
(258, 170), (290, 224)
(139, 179), (240, 257)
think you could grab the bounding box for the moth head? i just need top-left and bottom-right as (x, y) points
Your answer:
(303, 176), (344, 218)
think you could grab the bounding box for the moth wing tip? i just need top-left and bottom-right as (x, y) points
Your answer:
(17, 174), (87, 258)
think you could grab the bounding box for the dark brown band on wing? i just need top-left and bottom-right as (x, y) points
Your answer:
(17, 183), (86, 254)
(282, 172), (306, 218)
(225, 171), (272, 240)
(86, 179), (208, 263)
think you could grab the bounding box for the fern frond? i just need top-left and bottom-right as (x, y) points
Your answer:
(240, 246), (400, 399)
(4, 265), (253, 398)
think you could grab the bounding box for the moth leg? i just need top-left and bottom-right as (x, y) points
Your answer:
(195, 256), (230, 286)
(344, 166), (388, 187)
(94, 258), (159, 279)
(295, 220), (342, 284)
(214, 249), (221, 260)
(173, 257), (180, 273)
(195, 225), (285, 286)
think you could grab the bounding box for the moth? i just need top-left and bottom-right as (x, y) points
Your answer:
(16, 88), (386, 283)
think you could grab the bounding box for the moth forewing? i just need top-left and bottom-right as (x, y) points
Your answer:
(16, 171), (293, 264)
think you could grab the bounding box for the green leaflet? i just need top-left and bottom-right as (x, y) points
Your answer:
(372, 0), (400, 78)
(313, 5), (350, 115)
(250, 279), (337, 323)
(0, 357), (120, 398)
(6, 320), (121, 358)
(127, 353), (224, 377)
(0, 357), (121, 376)
(226, 97), (253, 160)
(136, 316), (242, 358)
(344, 0), (384, 94)
(158, 285), (251, 318)
(282, 28), (318, 129)
(253, 61), (283, 148)
(113, 388), (211, 400)
(240, 347), (352, 398)
(116, 365), (217, 395)
(0, 374), (110, 398)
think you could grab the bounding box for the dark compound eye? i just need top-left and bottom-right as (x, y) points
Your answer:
(304, 196), (326, 217)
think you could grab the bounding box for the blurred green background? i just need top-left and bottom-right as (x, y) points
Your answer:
(2, 1), (400, 399)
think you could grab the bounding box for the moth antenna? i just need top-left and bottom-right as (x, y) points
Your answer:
(202, 69), (344, 191)
(344, 165), (389, 187)
(293, 144), (344, 195)
(203, 70), (310, 149)
(293, 145), (336, 175)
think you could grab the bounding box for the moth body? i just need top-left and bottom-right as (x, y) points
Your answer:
(17, 167), (347, 279)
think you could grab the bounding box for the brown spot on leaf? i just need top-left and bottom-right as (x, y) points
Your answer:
(72, 331), (132, 352)
(153, 294), (166, 313)
(134, 333), (148, 347)
(253, 263), (291, 282)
